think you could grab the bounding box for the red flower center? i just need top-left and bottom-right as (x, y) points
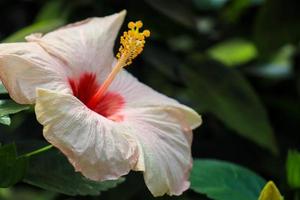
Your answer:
(68, 72), (125, 121)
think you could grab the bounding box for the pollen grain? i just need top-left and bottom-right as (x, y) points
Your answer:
(117, 20), (150, 66)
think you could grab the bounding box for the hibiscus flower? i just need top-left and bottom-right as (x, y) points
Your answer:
(0, 10), (202, 196)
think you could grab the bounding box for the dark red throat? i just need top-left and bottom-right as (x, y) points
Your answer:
(68, 72), (125, 121)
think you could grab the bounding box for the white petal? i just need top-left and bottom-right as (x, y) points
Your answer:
(123, 107), (195, 196)
(106, 68), (202, 196)
(109, 69), (202, 129)
(0, 43), (69, 104)
(35, 88), (139, 181)
(27, 11), (126, 79)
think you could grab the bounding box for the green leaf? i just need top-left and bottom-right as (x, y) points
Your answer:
(190, 159), (266, 200)
(24, 148), (124, 196)
(185, 58), (278, 154)
(193, 0), (229, 11)
(0, 144), (28, 187)
(254, 0), (300, 54)
(0, 116), (11, 126)
(0, 83), (7, 94)
(286, 150), (300, 189)
(3, 19), (65, 43)
(207, 39), (258, 67)
(35, 0), (67, 22)
(0, 100), (29, 117)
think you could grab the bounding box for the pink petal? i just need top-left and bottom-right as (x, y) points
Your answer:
(27, 11), (126, 79)
(0, 43), (69, 104)
(123, 107), (196, 196)
(109, 69), (202, 129)
(105, 68), (202, 196)
(35, 88), (139, 181)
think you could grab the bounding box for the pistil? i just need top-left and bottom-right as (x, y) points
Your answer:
(87, 21), (150, 109)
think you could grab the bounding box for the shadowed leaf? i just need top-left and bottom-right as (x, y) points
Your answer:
(254, 0), (300, 54)
(0, 144), (28, 187)
(0, 100), (29, 118)
(24, 148), (124, 196)
(185, 58), (278, 153)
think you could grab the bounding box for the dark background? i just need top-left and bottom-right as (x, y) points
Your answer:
(0, 0), (299, 199)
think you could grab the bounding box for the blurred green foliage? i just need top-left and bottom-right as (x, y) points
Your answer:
(0, 0), (300, 199)
(286, 150), (300, 189)
(207, 38), (257, 67)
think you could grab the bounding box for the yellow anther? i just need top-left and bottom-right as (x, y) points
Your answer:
(143, 30), (150, 37)
(87, 20), (150, 107)
(128, 21), (135, 29)
(117, 20), (150, 67)
(135, 20), (143, 28)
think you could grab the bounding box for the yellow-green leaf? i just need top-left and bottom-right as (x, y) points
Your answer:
(258, 181), (283, 200)
(208, 38), (257, 67)
(286, 150), (300, 189)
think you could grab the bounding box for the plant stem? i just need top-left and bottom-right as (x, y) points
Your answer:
(24, 145), (53, 157)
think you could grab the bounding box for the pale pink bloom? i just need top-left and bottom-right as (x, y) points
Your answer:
(0, 11), (202, 196)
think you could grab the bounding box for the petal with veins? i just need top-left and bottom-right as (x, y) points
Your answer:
(35, 88), (139, 181)
(0, 43), (69, 104)
(109, 69), (202, 129)
(106, 69), (202, 196)
(27, 11), (126, 79)
(123, 107), (195, 196)
(0, 11), (202, 197)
